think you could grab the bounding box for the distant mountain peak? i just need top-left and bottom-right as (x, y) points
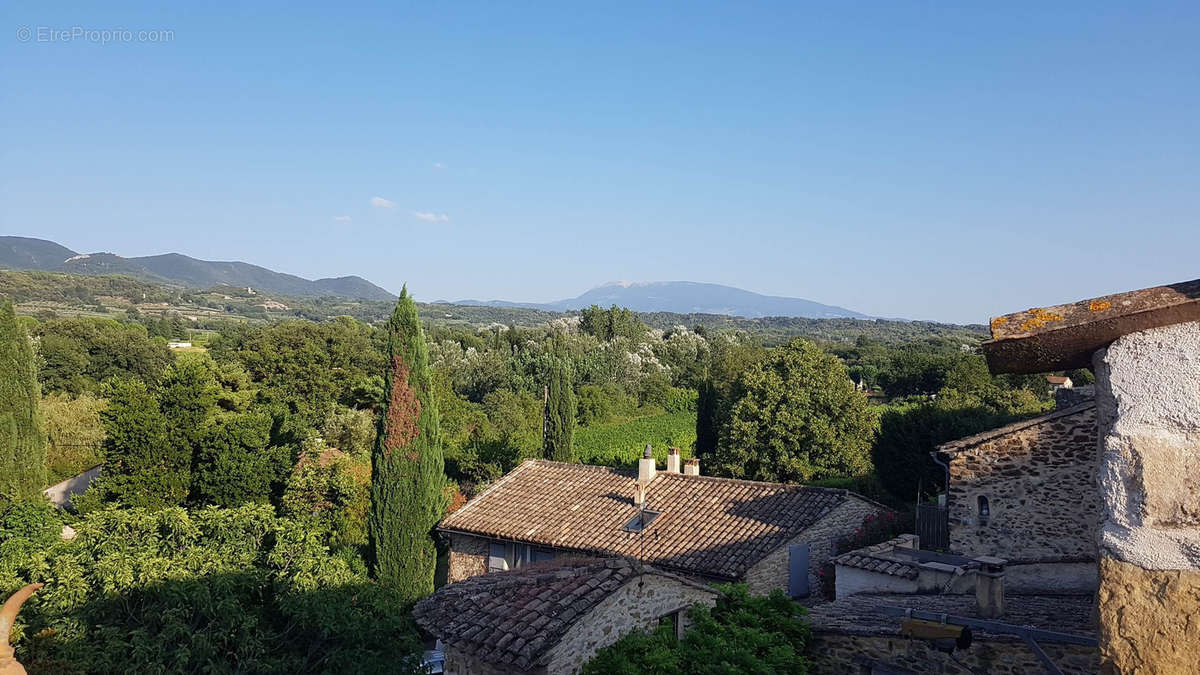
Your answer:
(453, 280), (871, 320)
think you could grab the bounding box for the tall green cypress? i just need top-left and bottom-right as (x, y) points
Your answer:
(368, 287), (445, 599)
(543, 361), (575, 462)
(0, 300), (47, 503)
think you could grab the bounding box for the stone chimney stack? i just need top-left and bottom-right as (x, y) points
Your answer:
(666, 447), (681, 473)
(973, 556), (1006, 619)
(683, 458), (700, 476)
(634, 445), (656, 506)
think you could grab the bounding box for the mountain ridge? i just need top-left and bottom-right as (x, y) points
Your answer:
(0, 236), (396, 301)
(451, 280), (871, 319)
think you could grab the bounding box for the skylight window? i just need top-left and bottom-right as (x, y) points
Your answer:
(623, 510), (661, 533)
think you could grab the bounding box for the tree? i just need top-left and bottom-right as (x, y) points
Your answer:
(368, 287), (445, 600)
(712, 339), (875, 483)
(871, 394), (1010, 502)
(96, 377), (186, 509)
(694, 335), (766, 465)
(157, 357), (217, 464)
(543, 360), (575, 462)
(192, 411), (281, 507)
(0, 300), (47, 503)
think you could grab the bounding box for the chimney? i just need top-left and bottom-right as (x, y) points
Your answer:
(666, 447), (681, 473)
(973, 556), (1006, 618)
(634, 445), (656, 506)
(683, 458), (700, 476)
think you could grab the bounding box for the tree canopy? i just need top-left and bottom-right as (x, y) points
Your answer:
(710, 339), (876, 483)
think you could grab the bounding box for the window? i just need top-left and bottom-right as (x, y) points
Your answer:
(977, 495), (990, 525)
(623, 510), (661, 533)
(488, 542), (555, 572)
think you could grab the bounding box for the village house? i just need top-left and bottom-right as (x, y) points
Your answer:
(438, 448), (888, 597)
(1045, 374), (1073, 393)
(935, 400), (1101, 593)
(414, 558), (721, 675)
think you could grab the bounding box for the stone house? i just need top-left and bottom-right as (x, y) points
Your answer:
(934, 402), (1101, 592)
(438, 452), (888, 597)
(981, 277), (1200, 674)
(413, 558), (721, 675)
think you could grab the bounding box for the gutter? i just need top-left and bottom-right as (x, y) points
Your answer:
(929, 451), (951, 505)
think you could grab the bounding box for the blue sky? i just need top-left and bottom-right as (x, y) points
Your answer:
(2, 2), (1197, 323)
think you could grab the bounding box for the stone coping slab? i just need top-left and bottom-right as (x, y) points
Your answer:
(982, 278), (1200, 374)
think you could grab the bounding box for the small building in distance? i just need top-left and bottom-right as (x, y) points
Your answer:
(438, 453), (888, 597)
(414, 558), (721, 675)
(1046, 374), (1074, 393)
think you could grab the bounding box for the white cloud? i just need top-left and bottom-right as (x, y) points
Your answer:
(433, 162), (447, 169)
(412, 211), (450, 223)
(332, 215), (352, 223)
(370, 196), (396, 208)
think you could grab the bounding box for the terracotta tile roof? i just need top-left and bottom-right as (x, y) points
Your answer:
(439, 460), (861, 579)
(413, 558), (717, 670)
(833, 535), (921, 580)
(1045, 375), (1071, 385)
(935, 402), (1096, 453)
(807, 593), (1097, 642)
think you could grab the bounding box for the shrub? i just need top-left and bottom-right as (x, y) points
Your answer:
(1, 504), (424, 674)
(583, 584), (810, 674)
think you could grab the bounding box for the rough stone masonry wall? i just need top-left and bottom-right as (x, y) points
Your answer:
(808, 633), (1099, 675)
(743, 497), (882, 596)
(543, 574), (719, 674)
(947, 407), (1099, 562)
(445, 532), (489, 583)
(1093, 321), (1200, 674)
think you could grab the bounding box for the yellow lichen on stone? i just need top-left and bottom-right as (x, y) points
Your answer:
(1089, 300), (1112, 312)
(1019, 309), (1065, 333)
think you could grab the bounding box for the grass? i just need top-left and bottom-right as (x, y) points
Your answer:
(574, 410), (697, 468)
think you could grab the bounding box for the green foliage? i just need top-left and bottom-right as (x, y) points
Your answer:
(575, 411), (697, 467)
(208, 316), (383, 429)
(0, 300), (48, 502)
(368, 288), (445, 601)
(712, 339), (875, 483)
(39, 392), (106, 484)
(192, 411), (284, 507)
(282, 446), (370, 551)
(576, 383), (637, 426)
(582, 584), (810, 675)
(157, 357), (218, 462)
(695, 335), (767, 465)
(33, 317), (173, 395)
(543, 361), (575, 461)
(872, 396), (1012, 502)
(94, 378), (186, 509)
(0, 503), (423, 674)
(322, 406), (377, 458)
(579, 304), (648, 342)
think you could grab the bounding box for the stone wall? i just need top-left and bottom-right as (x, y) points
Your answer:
(543, 574), (719, 674)
(835, 566), (918, 597)
(445, 532), (489, 583)
(1093, 321), (1200, 674)
(808, 633), (1099, 675)
(946, 406), (1099, 562)
(743, 497), (882, 596)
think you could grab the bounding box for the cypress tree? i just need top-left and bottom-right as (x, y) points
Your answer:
(0, 300), (47, 503)
(543, 361), (575, 462)
(368, 287), (445, 600)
